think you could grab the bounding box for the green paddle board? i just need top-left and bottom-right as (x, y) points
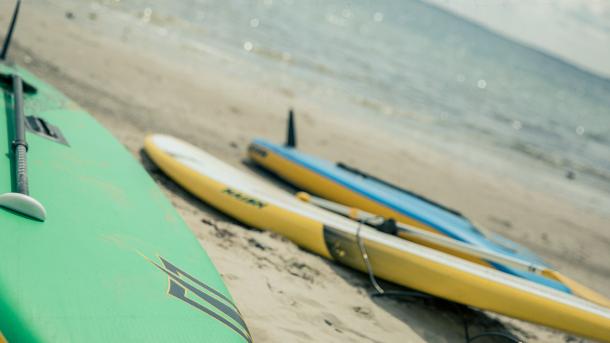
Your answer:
(0, 5), (250, 342)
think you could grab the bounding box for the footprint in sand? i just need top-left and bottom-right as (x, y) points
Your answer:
(352, 306), (374, 320)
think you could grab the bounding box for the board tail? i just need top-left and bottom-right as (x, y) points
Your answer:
(285, 108), (297, 148)
(0, 0), (21, 61)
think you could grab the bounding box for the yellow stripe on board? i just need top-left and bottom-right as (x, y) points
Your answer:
(545, 271), (610, 308)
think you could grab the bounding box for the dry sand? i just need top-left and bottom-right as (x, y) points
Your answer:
(3, 2), (609, 342)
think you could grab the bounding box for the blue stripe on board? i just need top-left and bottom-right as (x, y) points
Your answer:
(254, 139), (489, 244)
(252, 139), (573, 293)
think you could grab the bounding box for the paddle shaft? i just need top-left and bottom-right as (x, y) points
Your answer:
(299, 193), (550, 275)
(11, 74), (29, 195)
(0, 0), (21, 61)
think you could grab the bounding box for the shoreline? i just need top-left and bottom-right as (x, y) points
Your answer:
(27, 0), (610, 216)
(4, 2), (609, 342)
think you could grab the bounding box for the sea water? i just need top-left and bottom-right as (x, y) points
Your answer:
(38, 0), (610, 214)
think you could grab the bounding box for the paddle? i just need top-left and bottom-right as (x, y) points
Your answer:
(295, 191), (551, 276)
(0, 74), (46, 221)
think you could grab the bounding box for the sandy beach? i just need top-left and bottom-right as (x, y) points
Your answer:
(5, 2), (609, 342)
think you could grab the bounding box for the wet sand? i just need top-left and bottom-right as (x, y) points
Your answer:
(4, 3), (609, 342)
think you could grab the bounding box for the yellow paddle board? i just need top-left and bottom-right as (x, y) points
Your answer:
(144, 134), (610, 342)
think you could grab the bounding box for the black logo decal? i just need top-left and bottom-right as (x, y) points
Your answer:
(222, 188), (267, 209)
(150, 256), (251, 342)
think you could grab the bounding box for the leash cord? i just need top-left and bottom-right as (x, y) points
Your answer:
(355, 217), (523, 343)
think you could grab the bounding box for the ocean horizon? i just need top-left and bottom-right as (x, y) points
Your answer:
(42, 0), (610, 213)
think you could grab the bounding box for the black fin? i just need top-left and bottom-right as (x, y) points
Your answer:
(285, 108), (296, 148)
(1, 0), (21, 61)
